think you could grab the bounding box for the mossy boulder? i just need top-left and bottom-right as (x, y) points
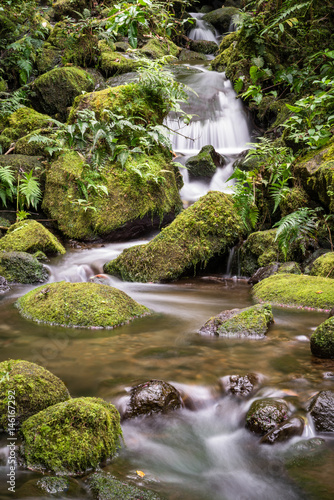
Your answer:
(104, 191), (244, 282)
(310, 252), (334, 279)
(53, 0), (89, 20)
(203, 7), (239, 33)
(0, 359), (70, 430)
(239, 229), (282, 276)
(253, 273), (334, 310)
(20, 397), (122, 475)
(139, 38), (179, 59)
(189, 40), (218, 55)
(16, 281), (151, 328)
(308, 390), (334, 433)
(88, 472), (164, 500)
(199, 303), (273, 338)
(178, 49), (207, 62)
(310, 317), (334, 359)
(98, 40), (137, 77)
(42, 150), (182, 240)
(0, 220), (65, 255)
(277, 261), (302, 275)
(0, 155), (44, 184)
(246, 398), (289, 435)
(185, 145), (225, 178)
(30, 67), (95, 120)
(36, 44), (62, 74)
(0, 251), (48, 283)
(279, 186), (311, 217)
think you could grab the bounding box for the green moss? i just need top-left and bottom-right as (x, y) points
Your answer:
(0, 107), (53, 148)
(189, 40), (218, 55)
(0, 76), (8, 92)
(14, 128), (55, 156)
(88, 472), (164, 500)
(104, 191), (244, 282)
(0, 251), (48, 283)
(310, 316), (334, 358)
(185, 145), (222, 178)
(0, 359), (70, 429)
(37, 476), (70, 494)
(0, 155), (44, 184)
(36, 45), (62, 74)
(277, 261), (301, 275)
(98, 50), (138, 77)
(20, 397), (122, 475)
(203, 7), (240, 31)
(140, 38), (179, 59)
(53, 0), (87, 20)
(178, 49), (207, 62)
(253, 273), (334, 310)
(279, 186), (310, 217)
(0, 220), (65, 255)
(16, 281), (151, 328)
(47, 21), (71, 50)
(310, 252), (334, 278)
(240, 229), (282, 276)
(31, 66), (95, 120)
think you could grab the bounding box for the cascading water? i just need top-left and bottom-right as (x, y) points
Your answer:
(188, 12), (219, 43)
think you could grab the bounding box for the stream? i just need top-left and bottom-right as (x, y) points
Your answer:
(0, 13), (334, 500)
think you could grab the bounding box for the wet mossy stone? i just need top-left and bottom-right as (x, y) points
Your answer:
(139, 38), (179, 59)
(310, 252), (334, 279)
(253, 274), (334, 311)
(31, 67), (95, 120)
(185, 145), (225, 179)
(0, 251), (48, 283)
(123, 379), (184, 420)
(88, 472), (165, 500)
(239, 229), (282, 277)
(104, 191), (244, 282)
(277, 261), (302, 275)
(260, 416), (304, 445)
(203, 7), (239, 32)
(36, 44), (62, 75)
(219, 373), (262, 397)
(98, 40), (137, 77)
(199, 303), (274, 338)
(42, 151), (182, 240)
(308, 390), (334, 433)
(0, 220), (65, 255)
(37, 476), (69, 494)
(16, 281), (151, 328)
(20, 397), (123, 475)
(178, 49), (207, 62)
(0, 107), (53, 149)
(0, 275), (10, 293)
(0, 155), (44, 184)
(0, 359), (70, 430)
(246, 398), (289, 435)
(189, 40), (218, 55)
(310, 317), (334, 359)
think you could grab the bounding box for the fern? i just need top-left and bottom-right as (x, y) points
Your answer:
(0, 165), (15, 207)
(19, 170), (42, 210)
(261, 1), (314, 35)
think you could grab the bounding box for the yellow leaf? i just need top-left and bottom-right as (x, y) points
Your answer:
(136, 470), (145, 478)
(316, 291), (323, 294)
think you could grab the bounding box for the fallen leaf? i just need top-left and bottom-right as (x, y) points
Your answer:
(136, 470), (145, 478)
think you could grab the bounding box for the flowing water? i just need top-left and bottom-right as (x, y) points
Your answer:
(0, 17), (334, 500)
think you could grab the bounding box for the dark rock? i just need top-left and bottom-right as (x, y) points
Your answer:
(284, 437), (326, 467)
(88, 472), (164, 500)
(199, 303), (274, 338)
(123, 380), (184, 420)
(308, 390), (334, 432)
(185, 145), (225, 178)
(248, 263), (280, 285)
(0, 275), (9, 293)
(219, 373), (262, 397)
(328, 308), (334, 318)
(246, 398), (290, 435)
(189, 39), (218, 55)
(203, 7), (239, 32)
(260, 416), (304, 444)
(310, 317), (334, 359)
(0, 251), (48, 283)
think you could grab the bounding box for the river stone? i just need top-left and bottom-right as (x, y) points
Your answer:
(123, 380), (184, 420)
(260, 416), (304, 445)
(0, 275), (9, 293)
(37, 476), (70, 494)
(0, 220), (65, 255)
(189, 39), (218, 55)
(20, 397), (122, 475)
(310, 316), (334, 358)
(0, 251), (49, 283)
(308, 390), (334, 432)
(88, 472), (164, 500)
(246, 398), (290, 435)
(248, 263), (280, 284)
(16, 281), (151, 328)
(0, 359), (70, 430)
(199, 303), (274, 338)
(185, 145), (225, 178)
(219, 373), (262, 397)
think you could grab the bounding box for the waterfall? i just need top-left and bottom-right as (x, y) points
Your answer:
(188, 12), (219, 43)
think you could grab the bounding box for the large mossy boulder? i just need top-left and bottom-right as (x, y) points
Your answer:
(98, 40), (137, 77)
(185, 145), (225, 178)
(199, 303), (274, 338)
(88, 472), (164, 500)
(0, 359), (70, 430)
(308, 390), (334, 433)
(310, 316), (334, 359)
(310, 252), (334, 278)
(203, 7), (239, 32)
(253, 274), (334, 310)
(246, 398), (289, 435)
(140, 38), (179, 59)
(0, 220), (65, 255)
(104, 191), (244, 282)
(0, 251), (48, 283)
(16, 281), (151, 328)
(42, 151), (182, 240)
(189, 40), (218, 55)
(20, 397), (122, 475)
(30, 67), (95, 119)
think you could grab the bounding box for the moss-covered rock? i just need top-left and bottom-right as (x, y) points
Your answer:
(0, 251), (48, 283)
(16, 281), (151, 328)
(178, 49), (207, 62)
(0, 76), (8, 92)
(185, 145), (225, 178)
(30, 67), (95, 120)
(97, 40), (137, 77)
(0, 220), (65, 255)
(189, 39), (218, 55)
(310, 316), (334, 359)
(104, 191), (244, 282)
(0, 107), (53, 150)
(36, 476), (70, 495)
(203, 7), (239, 32)
(42, 150), (182, 240)
(253, 273), (334, 310)
(53, 0), (88, 20)
(246, 398), (290, 435)
(20, 397), (122, 475)
(139, 38), (179, 59)
(36, 44), (62, 75)
(88, 472), (164, 500)
(277, 261), (302, 275)
(310, 252), (334, 279)
(199, 303), (273, 338)
(239, 229), (282, 276)
(0, 359), (70, 430)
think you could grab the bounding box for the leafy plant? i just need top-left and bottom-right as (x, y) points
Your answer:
(0, 166), (16, 207)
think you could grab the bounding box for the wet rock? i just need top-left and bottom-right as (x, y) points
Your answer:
(203, 7), (239, 32)
(0, 275), (9, 293)
(185, 145), (225, 178)
(178, 49), (207, 62)
(0, 359), (70, 430)
(106, 72), (138, 87)
(199, 303), (273, 338)
(260, 416), (304, 444)
(0, 220), (65, 255)
(284, 437), (326, 467)
(310, 316), (334, 359)
(246, 398), (290, 435)
(20, 398), (122, 475)
(37, 476), (70, 494)
(278, 261), (302, 275)
(123, 380), (184, 420)
(308, 390), (334, 432)
(0, 251), (49, 283)
(88, 472), (164, 500)
(189, 39), (218, 55)
(219, 373), (262, 397)
(248, 263), (280, 284)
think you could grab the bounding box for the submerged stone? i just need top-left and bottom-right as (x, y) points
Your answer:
(0, 275), (9, 293)
(246, 398), (289, 435)
(0, 251), (48, 283)
(308, 390), (334, 432)
(199, 304), (273, 338)
(122, 379), (184, 420)
(20, 397), (122, 475)
(16, 281), (151, 328)
(88, 472), (164, 500)
(310, 316), (334, 359)
(0, 359), (70, 430)
(260, 416), (304, 445)
(0, 220), (65, 255)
